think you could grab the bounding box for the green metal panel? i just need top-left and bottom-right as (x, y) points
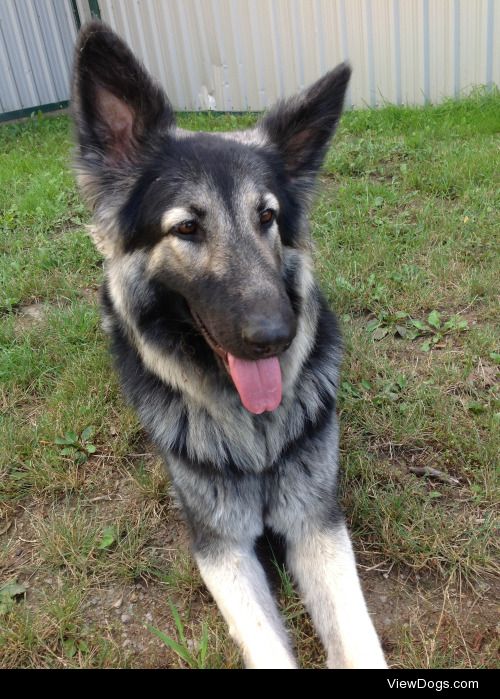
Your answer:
(70, 0), (81, 30)
(88, 0), (101, 20)
(0, 101), (69, 124)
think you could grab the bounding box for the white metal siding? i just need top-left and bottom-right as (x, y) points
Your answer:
(0, 0), (77, 114)
(97, 0), (500, 111)
(1, 0), (499, 117)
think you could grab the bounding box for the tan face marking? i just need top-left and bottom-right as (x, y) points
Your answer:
(161, 207), (195, 234)
(262, 193), (279, 214)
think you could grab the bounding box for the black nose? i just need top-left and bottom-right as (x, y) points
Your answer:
(242, 314), (296, 358)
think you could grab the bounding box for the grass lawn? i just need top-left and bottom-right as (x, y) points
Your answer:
(0, 94), (498, 668)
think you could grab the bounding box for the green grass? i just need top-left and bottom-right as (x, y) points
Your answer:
(1, 93), (499, 668)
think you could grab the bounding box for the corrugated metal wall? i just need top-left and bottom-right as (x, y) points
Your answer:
(0, 0), (78, 116)
(0, 0), (499, 118)
(98, 0), (500, 110)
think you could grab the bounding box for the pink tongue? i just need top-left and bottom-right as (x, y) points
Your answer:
(227, 354), (282, 414)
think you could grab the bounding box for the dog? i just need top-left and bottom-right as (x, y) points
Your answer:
(71, 21), (387, 669)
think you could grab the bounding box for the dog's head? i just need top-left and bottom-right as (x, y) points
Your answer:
(72, 22), (350, 414)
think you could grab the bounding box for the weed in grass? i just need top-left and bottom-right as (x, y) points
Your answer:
(340, 373), (408, 405)
(412, 312), (469, 352)
(55, 425), (97, 465)
(273, 560), (296, 603)
(0, 580), (27, 615)
(366, 309), (469, 348)
(149, 599), (209, 669)
(97, 526), (118, 551)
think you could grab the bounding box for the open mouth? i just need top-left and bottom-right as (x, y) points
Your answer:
(191, 309), (283, 415)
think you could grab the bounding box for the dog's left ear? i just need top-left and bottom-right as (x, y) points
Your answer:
(259, 63), (351, 186)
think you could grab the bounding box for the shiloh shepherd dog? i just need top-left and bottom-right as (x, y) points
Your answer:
(72, 22), (386, 669)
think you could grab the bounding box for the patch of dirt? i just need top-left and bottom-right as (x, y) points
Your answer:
(364, 441), (468, 485)
(362, 569), (500, 668)
(318, 173), (341, 186)
(79, 286), (100, 304)
(11, 291), (99, 334)
(13, 302), (48, 332)
(466, 361), (498, 390)
(12, 299), (74, 334)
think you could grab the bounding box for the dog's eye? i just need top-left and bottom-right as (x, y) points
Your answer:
(259, 209), (275, 226)
(175, 220), (198, 236)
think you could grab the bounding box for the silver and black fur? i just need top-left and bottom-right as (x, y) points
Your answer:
(71, 22), (387, 669)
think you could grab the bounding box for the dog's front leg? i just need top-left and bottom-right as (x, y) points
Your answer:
(195, 545), (297, 668)
(286, 521), (387, 669)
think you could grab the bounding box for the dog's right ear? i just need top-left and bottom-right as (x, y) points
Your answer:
(72, 21), (174, 169)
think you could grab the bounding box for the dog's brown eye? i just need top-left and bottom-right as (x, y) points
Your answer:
(176, 220), (198, 235)
(260, 209), (275, 226)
